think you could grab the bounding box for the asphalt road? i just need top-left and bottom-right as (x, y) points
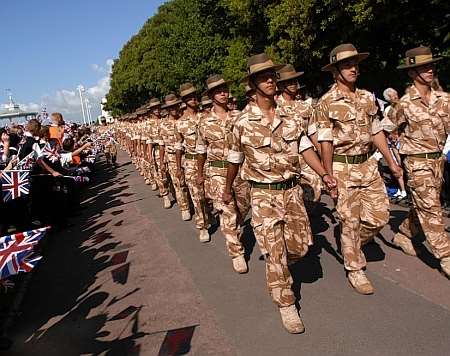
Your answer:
(7, 150), (450, 356)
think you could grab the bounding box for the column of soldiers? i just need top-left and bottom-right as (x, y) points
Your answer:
(112, 44), (450, 334)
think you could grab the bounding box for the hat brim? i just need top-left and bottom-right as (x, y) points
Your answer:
(397, 57), (442, 70)
(180, 87), (197, 98)
(321, 53), (369, 72)
(161, 99), (182, 109)
(241, 64), (285, 83)
(277, 71), (304, 82)
(202, 80), (233, 96)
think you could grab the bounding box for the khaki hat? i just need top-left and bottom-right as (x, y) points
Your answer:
(242, 53), (283, 82)
(203, 74), (233, 95)
(149, 98), (161, 108)
(321, 43), (369, 72)
(277, 64), (304, 82)
(397, 46), (442, 70)
(201, 95), (212, 106)
(162, 93), (182, 109)
(179, 82), (197, 98)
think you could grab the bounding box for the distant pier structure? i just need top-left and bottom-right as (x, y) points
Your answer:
(0, 90), (38, 125)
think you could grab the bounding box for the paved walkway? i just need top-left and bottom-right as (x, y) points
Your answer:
(8, 151), (450, 355)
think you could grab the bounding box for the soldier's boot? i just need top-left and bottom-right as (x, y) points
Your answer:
(163, 195), (171, 209)
(181, 210), (191, 221)
(392, 234), (417, 256)
(232, 255), (248, 274)
(199, 228), (210, 243)
(151, 183), (158, 191)
(347, 270), (374, 295)
(440, 257), (450, 278)
(279, 305), (305, 334)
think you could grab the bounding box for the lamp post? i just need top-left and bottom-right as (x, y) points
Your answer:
(85, 97), (92, 125)
(77, 85), (87, 125)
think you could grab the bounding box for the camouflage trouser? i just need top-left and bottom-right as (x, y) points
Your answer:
(143, 160), (156, 184)
(154, 147), (168, 197)
(206, 167), (243, 257)
(166, 153), (190, 212)
(299, 156), (322, 203)
(251, 184), (312, 307)
(334, 158), (389, 271)
(184, 158), (208, 230)
(396, 157), (450, 259)
(104, 144), (117, 163)
(234, 174), (251, 221)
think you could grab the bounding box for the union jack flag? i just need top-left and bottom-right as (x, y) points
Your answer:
(0, 227), (49, 280)
(0, 170), (30, 202)
(16, 151), (36, 170)
(84, 154), (96, 164)
(41, 143), (60, 163)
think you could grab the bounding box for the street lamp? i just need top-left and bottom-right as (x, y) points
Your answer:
(77, 85), (87, 125)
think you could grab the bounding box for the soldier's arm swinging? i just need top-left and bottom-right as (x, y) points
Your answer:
(372, 132), (403, 179)
(223, 162), (239, 204)
(321, 141), (334, 175)
(301, 147), (337, 192)
(196, 153), (206, 185)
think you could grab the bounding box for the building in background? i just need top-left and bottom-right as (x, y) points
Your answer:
(0, 91), (38, 125)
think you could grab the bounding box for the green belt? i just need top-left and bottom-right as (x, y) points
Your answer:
(209, 160), (229, 168)
(333, 153), (369, 164)
(406, 152), (441, 159)
(251, 177), (298, 191)
(185, 153), (197, 160)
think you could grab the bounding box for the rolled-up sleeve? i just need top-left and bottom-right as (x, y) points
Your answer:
(314, 101), (333, 141)
(196, 121), (207, 154)
(299, 134), (313, 153)
(227, 122), (244, 164)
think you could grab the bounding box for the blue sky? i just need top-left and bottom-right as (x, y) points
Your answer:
(1, 0), (164, 122)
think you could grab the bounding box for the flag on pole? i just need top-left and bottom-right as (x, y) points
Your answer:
(0, 170), (30, 202)
(0, 227), (49, 280)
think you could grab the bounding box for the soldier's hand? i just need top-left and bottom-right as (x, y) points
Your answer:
(389, 162), (403, 179)
(322, 174), (337, 190)
(196, 174), (205, 185)
(222, 190), (233, 205)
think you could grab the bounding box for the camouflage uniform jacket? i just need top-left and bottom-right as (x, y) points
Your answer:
(227, 103), (313, 183)
(277, 95), (317, 136)
(395, 85), (449, 155)
(160, 117), (178, 154)
(196, 107), (240, 162)
(174, 111), (201, 154)
(148, 115), (163, 146)
(315, 84), (383, 155)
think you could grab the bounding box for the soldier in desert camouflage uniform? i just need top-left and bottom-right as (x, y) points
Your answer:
(175, 83), (210, 242)
(225, 53), (336, 334)
(276, 64), (322, 203)
(147, 98), (171, 209)
(315, 44), (403, 295)
(196, 75), (248, 274)
(160, 94), (191, 220)
(392, 46), (450, 277)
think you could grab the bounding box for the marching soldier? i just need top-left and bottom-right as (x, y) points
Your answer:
(315, 44), (403, 294)
(160, 94), (191, 221)
(175, 83), (210, 242)
(276, 64), (322, 203)
(147, 98), (171, 208)
(196, 74), (248, 274)
(224, 53), (336, 333)
(392, 46), (450, 277)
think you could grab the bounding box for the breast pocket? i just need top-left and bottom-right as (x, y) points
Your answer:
(242, 135), (271, 171)
(184, 127), (197, 146)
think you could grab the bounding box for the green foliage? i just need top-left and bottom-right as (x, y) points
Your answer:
(107, 0), (449, 115)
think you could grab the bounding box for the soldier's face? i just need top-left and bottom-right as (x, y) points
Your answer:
(409, 63), (434, 84)
(185, 94), (198, 109)
(212, 86), (229, 105)
(254, 70), (277, 95)
(280, 79), (298, 95)
(169, 105), (180, 118)
(336, 59), (359, 83)
(152, 107), (160, 116)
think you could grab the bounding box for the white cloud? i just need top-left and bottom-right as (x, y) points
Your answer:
(23, 59), (115, 123)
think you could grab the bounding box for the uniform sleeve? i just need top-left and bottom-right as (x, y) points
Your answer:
(196, 119), (207, 154)
(367, 97), (383, 135)
(159, 123), (166, 146)
(227, 121), (244, 164)
(314, 100), (333, 141)
(299, 132), (314, 153)
(174, 123), (183, 151)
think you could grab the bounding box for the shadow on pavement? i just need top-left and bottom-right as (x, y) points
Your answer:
(8, 160), (148, 355)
